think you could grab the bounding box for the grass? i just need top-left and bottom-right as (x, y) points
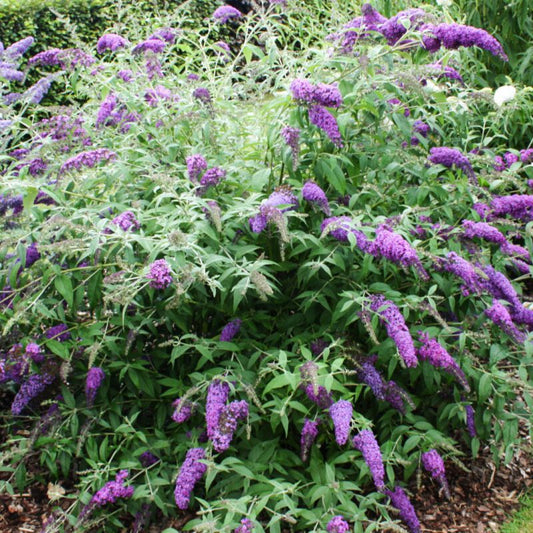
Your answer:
(501, 494), (533, 533)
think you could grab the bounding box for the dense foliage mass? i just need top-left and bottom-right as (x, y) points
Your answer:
(1, 1), (533, 532)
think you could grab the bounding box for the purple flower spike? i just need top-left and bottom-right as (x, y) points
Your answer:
(327, 515), (350, 533)
(329, 399), (352, 445)
(430, 23), (507, 60)
(385, 486), (421, 533)
(235, 518), (254, 533)
(213, 5), (242, 23)
(281, 126), (300, 165)
(428, 147), (476, 184)
(171, 398), (194, 423)
(45, 324), (71, 342)
(300, 418), (319, 462)
(305, 384), (334, 410)
(417, 332), (469, 391)
(220, 319), (242, 342)
(25, 343), (44, 363)
(490, 195), (533, 222)
(132, 39), (166, 55)
(97, 34), (128, 54)
(86, 367), (105, 406)
(206, 380), (230, 440)
(321, 216), (353, 242)
(186, 154), (208, 182)
(91, 470), (134, 507)
(5, 37), (35, 60)
(147, 259), (173, 289)
(369, 295), (417, 368)
(11, 373), (55, 415)
(465, 404), (476, 437)
(485, 300), (526, 343)
(111, 211), (140, 232)
(302, 181), (331, 215)
(60, 148), (116, 173)
(199, 167), (226, 189)
(308, 105), (343, 147)
(140, 451), (159, 467)
(212, 400), (248, 452)
(352, 429), (385, 491)
(422, 449), (450, 498)
(174, 448), (207, 509)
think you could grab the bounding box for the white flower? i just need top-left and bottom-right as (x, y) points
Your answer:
(436, 0), (452, 6)
(494, 85), (516, 106)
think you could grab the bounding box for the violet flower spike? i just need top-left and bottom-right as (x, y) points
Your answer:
(302, 181), (331, 215)
(421, 449), (450, 498)
(174, 448), (207, 509)
(327, 515), (350, 533)
(385, 486), (421, 533)
(147, 259), (173, 289)
(86, 367), (105, 406)
(329, 399), (352, 445)
(300, 418), (319, 462)
(352, 429), (385, 491)
(206, 380), (230, 440)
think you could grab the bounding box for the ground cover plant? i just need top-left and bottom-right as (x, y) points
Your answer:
(1, 0), (533, 531)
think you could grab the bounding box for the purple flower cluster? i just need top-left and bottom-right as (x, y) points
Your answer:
(428, 147), (476, 183)
(96, 93), (138, 131)
(11, 373), (55, 415)
(24, 243), (41, 268)
(379, 8), (427, 45)
(485, 300), (526, 343)
(249, 188), (299, 233)
(171, 398), (195, 423)
(290, 79), (343, 108)
(465, 404), (476, 437)
(421, 449), (450, 498)
(110, 211), (140, 232)
(371, 226), (428, 279)
(86, 367), (105, 406)
(213, 5), (242, 24)
(329, 399), (352, 445)
(193, 87), (212, 104)
(91, 470), (134, 506)
(385, 486), (421, 533)
(305, 383), (334, 409)
(308, 105), (343, 147)
(410, 120), (431, 146)
(60, 148), (116, 173)
(300, 418), (319, 462)
(212, 399), (248, 452)
(358, 360), (412, 413)
(140, 451), (159, 467)
(25, 342), (44, 363)
(174, 448), (207, 509)
(145, 85), (173, 107)
(23, 75), (55, 104)
(206, 380), (230, 440)
(147, 259), (173, 289)
(369, 295), (417, 368)
(199, 167), (226, 188)
(438, 252), (484, 296)
(461, 220), (505, 245)
(327, 515), (350, 533)
(235, 518), (254, 533)
(281, 126), (300, 166)
(220, 319), (242, 342)
(132, 39), (166, 55)
(490, 195), (533, 221)
(186, 154), (208, 182)
(149, 28), (179, 44)
(45, 324), (71, 342)
(426, 63), (464, 84)
(302, 181), (331, 215)
(321, 216), (353, 242)
(423, 23), (507, 60)
(96, 34), (128, 54)
(352, 429), (385, 490)
(417, 333), (469, 391)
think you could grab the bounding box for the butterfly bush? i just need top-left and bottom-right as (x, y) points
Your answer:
(0, 2), (531, 532)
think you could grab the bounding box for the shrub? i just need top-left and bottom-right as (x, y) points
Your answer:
(1, 1), (532, 532)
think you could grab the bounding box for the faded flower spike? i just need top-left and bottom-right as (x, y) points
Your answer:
(234, 518), (254, 533)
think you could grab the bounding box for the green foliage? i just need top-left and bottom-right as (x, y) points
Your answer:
(500, 492), (533, 533)
(1, 2), (532, 532)
(454, 0), (533, 86)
